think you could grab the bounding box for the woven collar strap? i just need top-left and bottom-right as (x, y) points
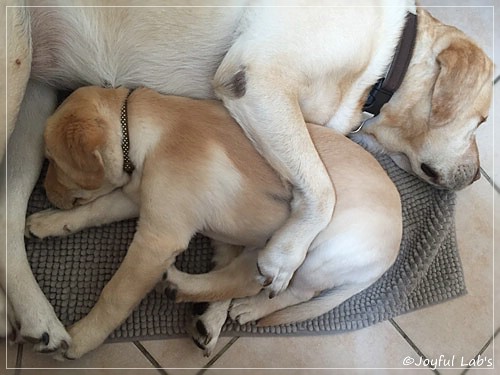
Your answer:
(120, 89), (135, 175)
(363, 12), (417, 116)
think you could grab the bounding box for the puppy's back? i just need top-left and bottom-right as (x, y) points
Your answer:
(308, 124), (401, 217)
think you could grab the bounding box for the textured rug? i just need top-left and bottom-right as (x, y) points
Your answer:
(25, 152), (465, 341)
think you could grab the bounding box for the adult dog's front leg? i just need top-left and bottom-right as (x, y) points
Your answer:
(62, 226), (191, 359)
(1, 80), (72, 350)
(26, 190), (139, 239)
(215, 68), (335, 297)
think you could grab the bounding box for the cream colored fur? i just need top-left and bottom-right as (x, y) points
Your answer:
(26, 86), (401, 358)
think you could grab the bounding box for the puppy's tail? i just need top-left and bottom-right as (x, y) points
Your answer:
(256, 284), (367, 327)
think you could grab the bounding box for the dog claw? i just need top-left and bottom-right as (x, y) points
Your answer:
(204, 335), (212, 346)
(191, 337), (206, 351)
(63, 353), (76, 360)
(164, 286), (177, 300)
(61, 340), (69, 351)
(263, 276), (273, 287)
(196, 320), (208, 337)
(42, 332), (50, 345)
(40, 347), (58, 354)
(192, 302), (209, 316)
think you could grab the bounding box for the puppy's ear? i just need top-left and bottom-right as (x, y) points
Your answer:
(430, 40), (490, 127)
(64, 118), (106, 190)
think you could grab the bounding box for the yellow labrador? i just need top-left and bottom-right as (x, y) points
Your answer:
(26, 86), (402, 358)
(4, 2), (491, 351)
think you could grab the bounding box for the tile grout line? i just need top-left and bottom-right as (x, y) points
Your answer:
(14, 343), (22, 375)
(133, 341), (168, 375)
(389, 319), (441, 375)
(460, 327), (500, 375)
(197, 336), (240, 375)
(482, 74), (500, 191)
(479, 167), (500, 193)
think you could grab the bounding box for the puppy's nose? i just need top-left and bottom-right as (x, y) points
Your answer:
(473, 168), (481, 182)
(420, 163), (438, 179)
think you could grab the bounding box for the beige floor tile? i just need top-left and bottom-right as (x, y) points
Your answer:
(474, 81), (496, 183)
(465, 334), (497, 374)
(493, 82), (500, 185)
(207, 322), (419, 369)
(16, 370), (154, 375)
(494, 0), (500, 80)
(476, 81), (498, 186)
(20, 341), (154, 371)
(198, 370), (430, 375)
(1, 340), (18, 369)
(494, 195), (500, 330)
(475, 112), (495, 184)
(419, 1), (493, 58)
(141, 336), (232, 369)
(393, 177), (494, 369)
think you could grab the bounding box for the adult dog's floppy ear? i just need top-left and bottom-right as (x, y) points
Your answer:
(430, 40), (489, 127)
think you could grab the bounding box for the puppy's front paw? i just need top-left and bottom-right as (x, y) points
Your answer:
(58, 320), (98, 360)
(25, 209), (74, 239)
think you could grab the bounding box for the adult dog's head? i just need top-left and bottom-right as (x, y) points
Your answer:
(362, 9), (492, 190)
(43, 87), (130, 209)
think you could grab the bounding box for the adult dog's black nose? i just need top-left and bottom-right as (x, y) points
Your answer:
(421, 163), (438, 179)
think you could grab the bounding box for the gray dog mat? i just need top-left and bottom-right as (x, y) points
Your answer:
(25, 151), (465, 341)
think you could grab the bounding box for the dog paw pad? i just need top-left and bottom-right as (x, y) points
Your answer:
(164, 286), (177, 300)
(192, 302), (209, 316)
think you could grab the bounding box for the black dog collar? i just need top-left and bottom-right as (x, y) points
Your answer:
(363, 12), (417, 116)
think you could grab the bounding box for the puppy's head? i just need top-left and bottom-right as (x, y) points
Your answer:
(44, 86), (129, 209)
(362, 9), (493, 190)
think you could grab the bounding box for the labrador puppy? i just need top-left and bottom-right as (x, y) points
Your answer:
(4, 2), (491, 352)
(25, 86), (402, 358)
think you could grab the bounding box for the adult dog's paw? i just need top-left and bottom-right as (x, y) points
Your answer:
(188, 301), (229, 357)
(16, 304), (71, 354)
(25, 209), (74, 239)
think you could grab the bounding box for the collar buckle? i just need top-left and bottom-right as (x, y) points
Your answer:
(362, 12), (417, 117)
